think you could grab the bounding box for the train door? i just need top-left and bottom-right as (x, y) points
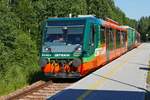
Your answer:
(125, 31), (127, 48)
(127, 29), (132, 50)
(108, 28), (115, 60)
(120, 31), (124, 47)
(99, 26), (107, 64)
(123, 31), (127, 48)
(106, 27), (110, 62)
(85, 23), (97, 57)
(100, 26), (106, 48)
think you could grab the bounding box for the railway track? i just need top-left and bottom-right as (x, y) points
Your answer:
(1, 80), (72, 100)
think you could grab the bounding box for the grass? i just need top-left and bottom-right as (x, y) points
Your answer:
(0, 63), (46, 96)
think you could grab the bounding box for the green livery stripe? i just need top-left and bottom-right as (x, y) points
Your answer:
(41, 52), (81, 58)
(83, 54), (95, 63)
(83, 43), (101, 63)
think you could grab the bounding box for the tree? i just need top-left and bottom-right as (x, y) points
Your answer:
(138, 16), (150, 41)
(0, 0), (149, 95)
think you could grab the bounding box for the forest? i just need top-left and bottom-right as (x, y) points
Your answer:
(0, 0), (150, 95)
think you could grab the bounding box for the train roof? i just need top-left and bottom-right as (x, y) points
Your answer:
(47, 16), (96, 21)
(46, 16), (126, 32)
(47, 16), (104, 25)
(120, 26), (136, 31)
(47, 17), (86, 21)
(103, 21), (126, 31)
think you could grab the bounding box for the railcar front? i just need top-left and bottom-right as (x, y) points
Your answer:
(40, 18), (86, 78)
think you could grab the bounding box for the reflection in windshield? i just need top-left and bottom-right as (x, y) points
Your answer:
(45, 26), (84, 45)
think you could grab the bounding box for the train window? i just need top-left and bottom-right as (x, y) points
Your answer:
(116, 30), (120, 48)
(122, 31), (126, 47)
(100, 26), (105, 44)
(105, 28), (109, 48)
(120, 31), (126, 47)
(109, 28), (114, 50)
(106, 28), (109, 42)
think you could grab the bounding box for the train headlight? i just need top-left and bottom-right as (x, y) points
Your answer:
(77, 47), (81, 51)
(45, 47), (51, 52)
(45, 48), (48, 51)
(73, 47), (82, 56)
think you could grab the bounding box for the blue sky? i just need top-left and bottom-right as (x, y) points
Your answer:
(114, 0), (150, 20)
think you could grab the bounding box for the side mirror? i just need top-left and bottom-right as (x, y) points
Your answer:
(91, 43), (94, 46)
(89, 42), (94, 46)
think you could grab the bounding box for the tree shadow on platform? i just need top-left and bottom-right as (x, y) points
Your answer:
(139, 67), (150, 71)
(145, 92), (150, 100)
(49, 89), (146, 100)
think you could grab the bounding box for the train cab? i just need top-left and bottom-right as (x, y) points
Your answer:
(40, 16), (102, 78)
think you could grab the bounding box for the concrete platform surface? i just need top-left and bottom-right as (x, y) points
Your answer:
(48, 43), (150, 100)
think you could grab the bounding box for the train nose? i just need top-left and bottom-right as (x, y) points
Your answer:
(41, 59), (82, 78)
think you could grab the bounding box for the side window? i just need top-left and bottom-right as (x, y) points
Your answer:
(120, 31), (126, 47)
(106, 28), (109, 46)
(109, 28), (114, 50)
(100, 26), (105, 44)
(116, 30), (120, 48)
(122, 31), (126, 47)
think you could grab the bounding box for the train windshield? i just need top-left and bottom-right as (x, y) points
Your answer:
(44, 20), (85, 45)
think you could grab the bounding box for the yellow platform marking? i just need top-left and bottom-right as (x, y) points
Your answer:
(77, 52), (136, 100)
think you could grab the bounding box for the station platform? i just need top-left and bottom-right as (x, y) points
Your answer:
(48, 43), (150, 100)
